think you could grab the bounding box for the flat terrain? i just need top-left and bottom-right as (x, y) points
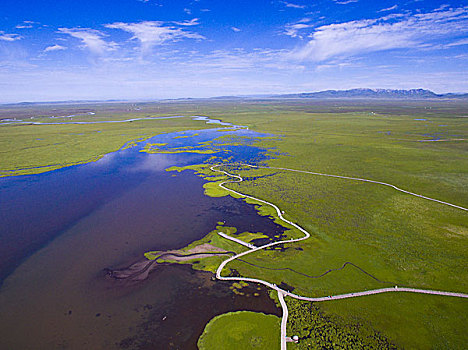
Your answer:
(1, 99), (467, 349)
(0, 103), (212, 176)
(162, 99), (467, 349)
(201, 100), (468, 349)
(197, 311), (280, 350)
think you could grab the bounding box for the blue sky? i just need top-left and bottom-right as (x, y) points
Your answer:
(0, 0), (467, 102)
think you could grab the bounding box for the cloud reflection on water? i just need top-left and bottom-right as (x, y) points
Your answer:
(89, 152), (118, 168)
(129, 154), (178, 173)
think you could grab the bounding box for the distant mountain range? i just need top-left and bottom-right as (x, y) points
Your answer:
(275, 88), (468, 99)
(3, 89), (468, 105)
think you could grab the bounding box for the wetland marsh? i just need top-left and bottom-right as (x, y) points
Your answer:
(0, 112), (281, 349)
(0, 99), (467, 349)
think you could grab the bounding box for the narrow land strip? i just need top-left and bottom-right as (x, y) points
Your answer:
(217, 232), (256, 249)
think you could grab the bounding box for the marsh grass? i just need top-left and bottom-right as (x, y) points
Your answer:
(204, 103), (467, 349)
(2, 100), (466, 348)
(197, 311), (280, 350)
(0, 113), (212, 177)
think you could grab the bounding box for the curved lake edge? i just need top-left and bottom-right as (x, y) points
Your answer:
(0, 115), (243, 178)
(0, 114), (286, 349)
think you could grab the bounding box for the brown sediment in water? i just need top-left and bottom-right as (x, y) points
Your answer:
(105, 243), (232, 283)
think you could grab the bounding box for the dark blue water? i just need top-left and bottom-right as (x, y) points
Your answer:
(0, 121), (285, 349)
(0, 125), (271, 285)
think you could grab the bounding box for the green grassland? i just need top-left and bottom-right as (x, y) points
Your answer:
(0, 105), (213, 176)
(169, 162), (467, 348)
(197, 311), (280, 350)
(2, 99), (467, 348)
(157, 100), (467, 349)
(208, 103), (466, 349)
(140, 142), (218, 154)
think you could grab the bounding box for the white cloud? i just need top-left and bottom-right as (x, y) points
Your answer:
(291, 6), (468, 61)
(333, 0), (359, 4)
(58, 28), (117, 55)
(173, 18), (200, 26)
(105, 21), (205, 53)
(44, 44), (67, 52)
(315, 61), (354, 72)
(15, 20), (38, 29)
(434, 4), (450, 11)
(284, 22), (313, 38)
(281, 1), (306, 9)
(0, 32), (22, 41)
(231, 27), (241, 32)
(378, 5), (398, 12)
(445, 38), (468, 47)
(187, 48), (304, 72)
(184, 8), (192, 15)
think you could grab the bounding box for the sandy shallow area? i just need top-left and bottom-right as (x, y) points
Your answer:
(106, 243), (231, 282)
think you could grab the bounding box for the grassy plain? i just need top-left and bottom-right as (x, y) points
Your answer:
(212, 101), (467, 349)
(2, 99), (467, 348)
(197, 311), (280, 350)
(157, 99), (467, 349)
(0, 103), (213, 176)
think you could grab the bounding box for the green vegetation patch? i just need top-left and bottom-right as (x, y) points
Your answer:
(173, 133), (198, 139)
(5, 100), (467, 349)
(156, 100), (467, 349)
(209, 104), (467, 349)
(197, 311), (280, 350)
(0, 110), (212, 177)
(145, 225), (248, 273)
(140, 143), (218, 154)
(286, 297), (397, 349)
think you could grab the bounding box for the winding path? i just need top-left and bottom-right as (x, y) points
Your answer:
(210, 164), (468, 347)
(217, 232), (256, 249)
(243, 164), (468, 212)
(278, 291), (288, 350)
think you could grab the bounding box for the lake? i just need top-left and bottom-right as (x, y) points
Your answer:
(0, 119), (283, 349)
